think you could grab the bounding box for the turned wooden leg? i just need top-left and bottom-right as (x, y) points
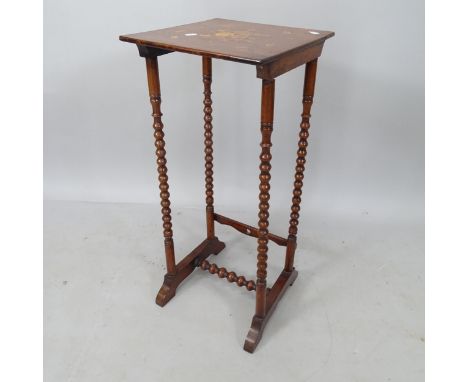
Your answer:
(244, 63), (318, 353)
(255, 79), (275, 318)
(203, 57), (216, 240)
(144, 56), (177, 306)
(285, 59), (318, 272)
(144, 55), (226, 307)
(244, 79), (275, 352)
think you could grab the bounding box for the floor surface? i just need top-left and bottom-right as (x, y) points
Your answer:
(44, 200), (424, 382)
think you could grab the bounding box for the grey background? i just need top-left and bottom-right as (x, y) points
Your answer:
(44, 0), (424, 218)
(44, 1), (424, 381)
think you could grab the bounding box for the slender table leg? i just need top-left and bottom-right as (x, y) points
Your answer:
(285, 59), (318, 272)
(244, 61), (318, 353)
(244, 79), (275, 352)
(202, 57), (215, 240)
(143, 54), (226, 307)
(145, 57), (177, 306)
(255, 79), (275, 318)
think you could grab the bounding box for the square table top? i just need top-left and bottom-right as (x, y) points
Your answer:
(120, 18), (334, 65)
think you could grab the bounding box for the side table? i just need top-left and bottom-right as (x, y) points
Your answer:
(120, 18), (334, 353)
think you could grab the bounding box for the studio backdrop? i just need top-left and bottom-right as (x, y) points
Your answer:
(44, 0), (424, 222)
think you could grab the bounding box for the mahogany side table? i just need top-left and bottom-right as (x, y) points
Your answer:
(120, 18), (334, 353)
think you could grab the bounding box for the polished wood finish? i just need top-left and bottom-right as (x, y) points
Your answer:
(121, 19), (333, 353)
(214, 213), (287, 246)
(120, 18), (334, 79)
(156, 237), (225, 306)
(203, 57), (215, 239)
(199, 259), (256, 291)
(244, 269), (298, 352)
(285, 59), (318, 272)
(255, 79), (275, 319)
(145, 57), (176, 276)
(256, 43), (322, 80)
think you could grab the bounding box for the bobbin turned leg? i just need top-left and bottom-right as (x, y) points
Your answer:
(255, 79), (275, 319)
(146, 54), (226, 307)
(141, 50), (226, 308)
(202, 57), (220, 243)
(143, 56), (178, 306)
(285, 59), (318, 273)
(244, 61), (317, 351)
(244, 62), (318, 353)
(244, 79), (275, 353)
